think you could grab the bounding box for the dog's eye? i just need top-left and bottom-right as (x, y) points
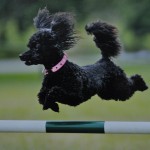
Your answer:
(27, 44), (30, 48)
(36, 44), (40, 49)
(27, 42), (35, 48)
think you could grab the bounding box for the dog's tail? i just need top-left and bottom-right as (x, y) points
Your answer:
(85, 20), (121, 58)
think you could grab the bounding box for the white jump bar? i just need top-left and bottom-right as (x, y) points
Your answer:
(0, 120), (150, 134)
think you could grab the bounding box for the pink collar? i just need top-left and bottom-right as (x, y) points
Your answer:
(43, 53), (68, 75)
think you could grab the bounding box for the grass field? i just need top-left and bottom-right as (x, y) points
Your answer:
(0, 63), (150, 150)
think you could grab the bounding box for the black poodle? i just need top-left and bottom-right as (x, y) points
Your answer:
(19, 8), (148, 112)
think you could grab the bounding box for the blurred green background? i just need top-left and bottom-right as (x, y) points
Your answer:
(0, 0), (150, 57)
(0, 0), (150, 150)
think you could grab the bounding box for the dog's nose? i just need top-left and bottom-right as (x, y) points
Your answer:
(19, 54), (22, 58)
(19, 54), (24, 60)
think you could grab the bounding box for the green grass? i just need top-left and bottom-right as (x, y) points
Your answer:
(0, 63), (150, 150)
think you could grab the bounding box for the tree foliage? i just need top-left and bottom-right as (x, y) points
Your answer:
(0, 0), (150, 58)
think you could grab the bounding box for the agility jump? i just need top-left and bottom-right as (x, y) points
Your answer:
(0, 120), (150, 134)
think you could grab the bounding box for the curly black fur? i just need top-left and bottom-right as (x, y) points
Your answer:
(19, 8), (148, 112)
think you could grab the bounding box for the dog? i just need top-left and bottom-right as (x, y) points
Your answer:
(19, 8), (148, 112)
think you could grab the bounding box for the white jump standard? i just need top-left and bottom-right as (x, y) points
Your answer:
(0, 120), (150, 134)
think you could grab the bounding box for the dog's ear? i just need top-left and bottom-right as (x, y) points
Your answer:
(33, 8), (78, 50)
(51, 12), (78, 50)
(33, 7), (53, 29)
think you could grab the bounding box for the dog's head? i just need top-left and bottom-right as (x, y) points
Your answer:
(19, 8), (77, 66)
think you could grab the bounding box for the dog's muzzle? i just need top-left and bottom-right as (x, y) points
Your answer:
(19, 53), (25, 61)
(19, 52), (34, 66)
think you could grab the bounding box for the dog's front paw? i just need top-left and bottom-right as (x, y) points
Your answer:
(43, 101), (59, 112)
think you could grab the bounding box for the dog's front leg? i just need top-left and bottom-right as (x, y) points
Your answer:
(42, 86), (64, 112)
(47, 86), (84, 106)
(37, 87), (59, 112)
(38, 87), (47, 105)
(39, 86), (84, 112)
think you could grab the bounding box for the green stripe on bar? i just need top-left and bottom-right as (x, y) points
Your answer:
(46, 121), (105, 133)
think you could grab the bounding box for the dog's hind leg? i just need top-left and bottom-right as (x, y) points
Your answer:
(97, 74), (148, 101)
